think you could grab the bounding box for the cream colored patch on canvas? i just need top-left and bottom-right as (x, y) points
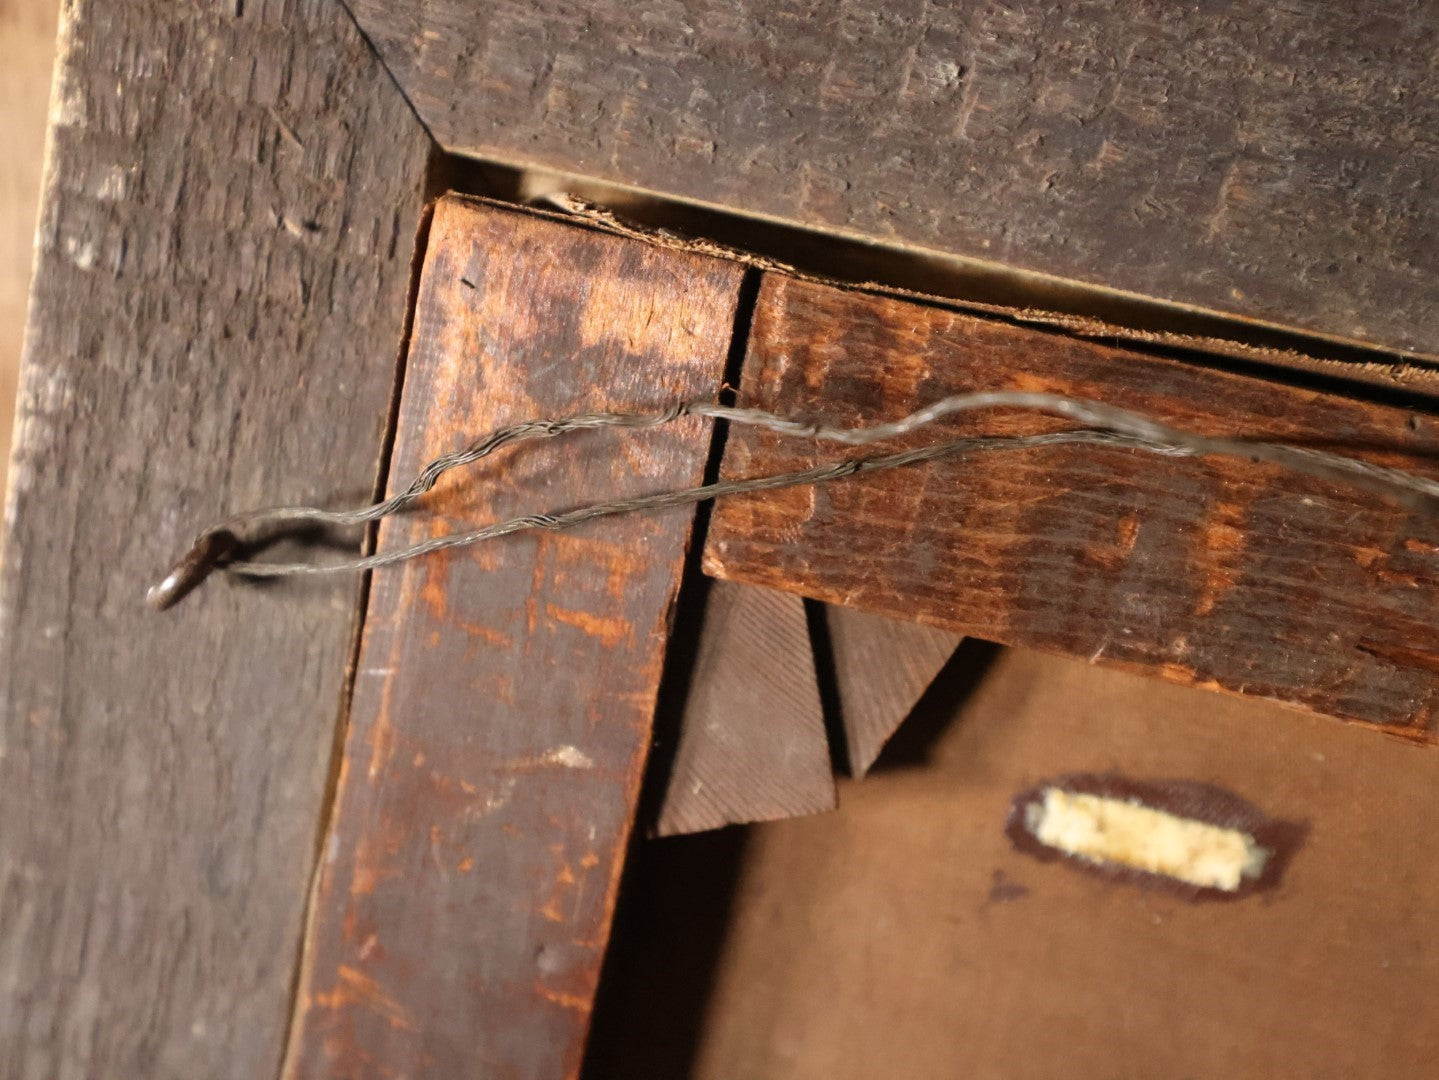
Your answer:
(1027, 788), (1271, 891)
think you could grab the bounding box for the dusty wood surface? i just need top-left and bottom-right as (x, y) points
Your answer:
(588, 646), (1439, 1079)
(656, 580), (833, 836)
(351, 0), (1439, 358)
(0, 4), (432, 1078)
(824, 606), (962, 776)
(705, 276), (1439, 740)
(285, 197), (741, 1079)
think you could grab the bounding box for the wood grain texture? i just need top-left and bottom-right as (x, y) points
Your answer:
(824, 606), (962, 776)
(597, 647), (1439, 1079)
(705, 276), (1439, 739)
(0, 4), (432, 1078)
(350, 0), (1439, 357)
(656, 580), (834, 836)
(285, 197), (741, 1079)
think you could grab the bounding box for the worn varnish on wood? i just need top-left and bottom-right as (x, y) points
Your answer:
(0, 4), (432, 1078)
(705, 276), (1439, 739)
(656, 580), (834, 836)
(351, 0), (1439, 358)
(285, 198), (742, 1078)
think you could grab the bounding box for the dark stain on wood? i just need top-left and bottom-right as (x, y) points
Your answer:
(704, 276), (1439, 738)
(0, 3), (432, 1077)
(351, 0), (1439, 357)
(656, 579), (834, 836)
(284, 198), (742, 1079)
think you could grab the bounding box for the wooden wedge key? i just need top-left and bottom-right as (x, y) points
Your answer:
(656, 580), (835, 836)
(824, 606), (964, 777)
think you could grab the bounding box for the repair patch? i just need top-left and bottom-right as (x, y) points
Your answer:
(1006, 774), (1304, 900)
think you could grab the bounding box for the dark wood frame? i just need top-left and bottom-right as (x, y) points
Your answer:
(0, 5), (435, 1076)
(5, 3), (1438, 1077)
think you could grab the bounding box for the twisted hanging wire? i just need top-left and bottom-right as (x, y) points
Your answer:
(147, 391), (1439, 609)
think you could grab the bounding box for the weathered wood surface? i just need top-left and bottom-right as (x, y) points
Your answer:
(824, 606), (962, 776)
(350, 0), (1439, 358)
(656, 580), (833, 836)
(705, 276), (1439, 739)
(285, 197), (741, 1078)
(0, 4), (431, 1078)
